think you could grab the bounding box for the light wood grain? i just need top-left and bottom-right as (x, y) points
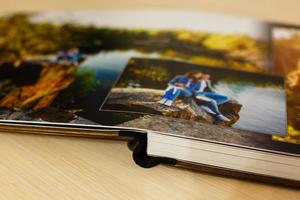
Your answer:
(0, 132), (299, 200)
(0, 0), (300, 199)
(1, 0), (300, 25)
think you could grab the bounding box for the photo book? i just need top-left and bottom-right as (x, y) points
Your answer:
(0, 10), (299, 187)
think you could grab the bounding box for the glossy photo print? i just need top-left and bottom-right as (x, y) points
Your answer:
(272, 25), (300, 144)
(101, 58), (287, 136)
(0, 11), (270, 126)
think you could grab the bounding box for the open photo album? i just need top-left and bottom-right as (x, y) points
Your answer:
(0, 10), (299, 187)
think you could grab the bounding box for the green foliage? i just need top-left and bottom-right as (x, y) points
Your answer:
(73, 69), (99, 95)
(128, 65), (170, 82)
(53, 69), (98, 109)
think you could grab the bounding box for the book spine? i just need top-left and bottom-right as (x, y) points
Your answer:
(124, 133), (176, 168)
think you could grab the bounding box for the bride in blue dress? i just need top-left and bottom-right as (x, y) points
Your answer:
(159, 71), (230, 122)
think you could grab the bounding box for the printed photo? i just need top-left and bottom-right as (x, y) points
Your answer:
(272, 25), (300, 144)
(0, 11), (270, 125)
(101, 58), (287, 136)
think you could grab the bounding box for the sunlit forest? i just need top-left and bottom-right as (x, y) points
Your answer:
(0, 13), (269, 123)
(273, 28), (300, 144)
(0, 13), (268, 71)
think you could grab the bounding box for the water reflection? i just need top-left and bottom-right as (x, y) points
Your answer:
(215, 82), (286, 135)
(80, 50), (161, 85)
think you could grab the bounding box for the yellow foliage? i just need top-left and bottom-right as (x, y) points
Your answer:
(190, 56), (263, 72)
(163, 50), (178, 58)
(203, 34), (257, 52)
(176, 31), (205, 43)
(272, 135), (300, 144)
(148, 30), (159, 36)
(288, 125), (300, 137)
(191, 56), (224, 67)
(272, 127), (300, 144)
(129, 65), (170, 82)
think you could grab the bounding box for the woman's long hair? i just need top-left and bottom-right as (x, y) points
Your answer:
(185, 71), (203, 81)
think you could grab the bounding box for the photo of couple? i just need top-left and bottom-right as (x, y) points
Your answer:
(101, 58), (287, 136)
(159, 70), (230, 122)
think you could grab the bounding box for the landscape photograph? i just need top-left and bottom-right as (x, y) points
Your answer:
(0, 11), (271, 126)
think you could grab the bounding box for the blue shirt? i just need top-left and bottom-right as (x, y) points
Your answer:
(169, 75), (213, 93)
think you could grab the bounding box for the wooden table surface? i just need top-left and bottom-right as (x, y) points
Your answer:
(0, 0), (300, 199)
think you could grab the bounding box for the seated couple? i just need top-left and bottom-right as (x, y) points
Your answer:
(159, 71), (230, 122)
(55, 48), (85, 65)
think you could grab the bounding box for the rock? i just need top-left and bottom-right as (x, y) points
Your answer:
(29, 107), (77, 123)
(70, 116), (100, 125)
(0, 106), (98, 124)
(104, 88), (242, 126)
(29, 107), (99, 124)
(117, 115), (274, 149)
(0, 107), (33, 120)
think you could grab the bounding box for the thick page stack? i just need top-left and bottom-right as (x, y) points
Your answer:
(0, 11), (299, 187)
